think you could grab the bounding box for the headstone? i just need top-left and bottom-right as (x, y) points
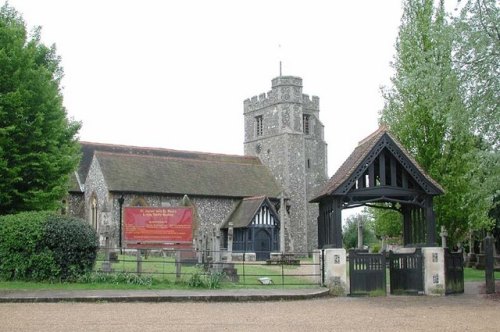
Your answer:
(227, 222), (234, 263)
(440, 226), (448, 248)
(101, 235), (112, 272)
(484, 234), (495, 294)
(357, 220), (364, 249)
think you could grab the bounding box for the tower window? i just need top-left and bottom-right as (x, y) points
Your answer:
(307, 159), (311, 169)
(256, 115), (263, 137)
(303, 114), (310, 135)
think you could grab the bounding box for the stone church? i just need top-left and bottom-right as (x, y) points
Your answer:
(67, 75), (328, 258)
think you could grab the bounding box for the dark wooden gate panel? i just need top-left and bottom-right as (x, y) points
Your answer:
(389, 249), (424, 295)
(445, 249), (464, 295)
(349, 251), (386, 296)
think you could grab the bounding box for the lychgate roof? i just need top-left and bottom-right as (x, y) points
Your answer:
(78, 142), (282, 198)
(311, 127), (444, 203)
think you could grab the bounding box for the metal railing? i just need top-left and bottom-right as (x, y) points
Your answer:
(93, 247), (322, 287)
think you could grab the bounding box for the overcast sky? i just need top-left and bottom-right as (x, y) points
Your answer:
(7, 0), (405, 177)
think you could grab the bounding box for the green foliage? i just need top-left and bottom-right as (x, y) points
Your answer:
(368, 205), (402, 240)
(342, 212), (376, 249)
(370, 244), (381, 253)
(380, 0), (496, 245)
(0, 211), (97, 281)
(0, 4), (81, 215)
(452, 0), (499, 149)
(187, 267), (225, 289)
(0, 211), (52, 280)
(78, 272), (154, 287)
(40, 215), (98, 280)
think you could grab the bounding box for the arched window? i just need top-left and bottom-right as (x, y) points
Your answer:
(130, 197), (148, 207)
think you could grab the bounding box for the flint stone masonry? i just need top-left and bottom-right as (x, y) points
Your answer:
(244, 76), (328, 253)
(81, 154), (239, 249)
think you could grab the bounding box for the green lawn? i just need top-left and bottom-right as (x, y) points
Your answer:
(464, 267), (498, 282)
(0, 255), (320, 291)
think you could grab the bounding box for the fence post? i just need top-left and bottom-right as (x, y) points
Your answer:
(312, 250), (322, 286)
(281, 252), (285, 286)
(175, 249), (182, 281)
(136, 249), (142, 276)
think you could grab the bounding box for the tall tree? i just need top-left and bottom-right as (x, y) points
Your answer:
(380, 0), (493, 245)
(0, 4), (80, 214)
(452, 0), (500, 239)
(453, 0), (499, 149)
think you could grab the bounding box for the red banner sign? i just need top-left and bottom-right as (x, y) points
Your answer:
(124, 207), (193, 246)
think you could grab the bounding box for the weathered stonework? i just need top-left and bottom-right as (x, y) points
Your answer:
(76, 158), (241, 250)
(244, 76), (328, 253)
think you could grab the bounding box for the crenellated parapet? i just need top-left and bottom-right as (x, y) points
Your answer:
(302, 94), (320, 111)
(244, 90), (277, 113)
(245, 76), (323, 114)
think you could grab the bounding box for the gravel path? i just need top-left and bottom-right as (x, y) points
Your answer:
(1, 292), (499, 331)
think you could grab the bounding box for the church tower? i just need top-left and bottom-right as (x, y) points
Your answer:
(243, 76), (328, 253)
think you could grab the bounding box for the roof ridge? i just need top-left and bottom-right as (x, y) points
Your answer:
(94, 150), (267, 167)
(80, 141), (257, 161)
(357, 125), (386, 146)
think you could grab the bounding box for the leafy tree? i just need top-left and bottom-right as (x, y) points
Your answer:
(342, 211), (376, 249)
(0, 4), (80, 214)
(380, 0), (494, 245)
(452, 0), (500, 240)
(453, 0), (499, 149)
(368, 205), (402, 241)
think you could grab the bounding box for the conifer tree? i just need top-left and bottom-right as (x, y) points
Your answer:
(0, 4), (80, 214)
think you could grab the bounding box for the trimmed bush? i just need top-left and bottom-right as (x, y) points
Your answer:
(0, 211), (98, 281)
(0, 211), (52, 280)
(41, 215), (98, 281)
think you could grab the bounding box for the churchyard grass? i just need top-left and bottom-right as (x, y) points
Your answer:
(463, 267), (498, 281)
(0, 255), (318, 290)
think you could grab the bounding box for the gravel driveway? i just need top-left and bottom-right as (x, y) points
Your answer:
(1, 291), (499, 331)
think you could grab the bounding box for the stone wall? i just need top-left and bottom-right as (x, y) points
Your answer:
(243, 76), (328, 253)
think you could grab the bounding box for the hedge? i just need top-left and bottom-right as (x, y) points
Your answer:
(0, 211), (98, 281)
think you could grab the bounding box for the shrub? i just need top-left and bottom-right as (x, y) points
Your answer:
(0, 211), (52, 280)
(40, 215), (98, 281)
(0, 211), (98, 281)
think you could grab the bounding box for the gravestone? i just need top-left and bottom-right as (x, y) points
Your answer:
(440, 226), (448, 248)
(484, 234), (495, 294)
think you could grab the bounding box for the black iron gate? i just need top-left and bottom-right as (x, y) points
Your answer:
(445, 248), (464, 295)
(349, 250), (386, 296)
(389, 249), (424, 295)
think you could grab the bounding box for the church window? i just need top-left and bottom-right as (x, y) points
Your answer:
(303, 114), (310, 134)
(130, 197), (147, 207)
(307, 159), (311, 169)
(256, 115), (263, 137)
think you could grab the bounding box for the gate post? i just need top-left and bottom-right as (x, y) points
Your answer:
(323, 248), (347, 294)
(422, 247), (445, 295)
(312, 249), (322, 286)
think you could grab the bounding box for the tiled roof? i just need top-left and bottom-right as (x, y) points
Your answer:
(220, 196), (279, 229)
(67, 171), (83, 193)
(311, 126), (444, 202)
(78, 142), (282, 198)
